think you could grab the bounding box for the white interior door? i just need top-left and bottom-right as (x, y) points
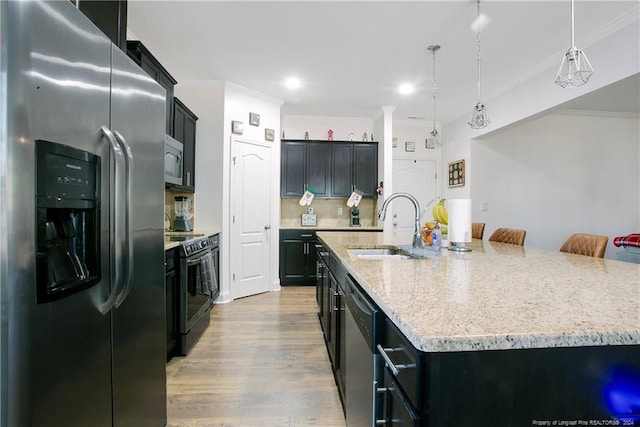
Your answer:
(230, 138), (272, 299)
(392, 159), (438, 232)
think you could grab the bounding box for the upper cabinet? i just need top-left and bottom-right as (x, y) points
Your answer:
(126, 41), (177, 135)
(281, 141), (330, 198)
(75, 0), (127, 52)
(173, 97), (198, 192)
(353, 143), (378, 198)
(281, 140), (378, 199)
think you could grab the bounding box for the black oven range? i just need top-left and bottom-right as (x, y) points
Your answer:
(169, 233), (220, 356)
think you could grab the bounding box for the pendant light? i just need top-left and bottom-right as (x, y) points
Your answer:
(468, 0), (490, 129)
(555, 0), (593, 88)
(426, 45), (442, 149)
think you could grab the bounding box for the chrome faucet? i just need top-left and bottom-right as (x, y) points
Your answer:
(377, 192), (423, 249)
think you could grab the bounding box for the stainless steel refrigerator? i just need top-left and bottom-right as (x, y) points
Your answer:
(0, 1), (167, 426)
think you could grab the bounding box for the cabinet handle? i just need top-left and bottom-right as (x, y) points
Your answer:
(186, 171), (191, 186)
(377, 345), (415, 376)
(301, 234), (313, 237)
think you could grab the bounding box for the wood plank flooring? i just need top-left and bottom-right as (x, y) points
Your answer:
(166, 286), (346, 427)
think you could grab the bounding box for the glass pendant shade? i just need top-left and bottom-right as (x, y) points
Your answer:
(469, 102), (490, 129)
(555, 46), (593, 88)
(426, 128), (441, 149)
(468, 0), (489, 129)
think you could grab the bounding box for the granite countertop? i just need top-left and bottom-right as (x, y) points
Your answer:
(317, 231), (640, 353)
(164, 228), (221, 251)
(280, 225), (383, 231)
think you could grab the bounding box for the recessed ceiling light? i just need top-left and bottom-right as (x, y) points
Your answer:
(285, 77), (301, 89)
(398, 83), (414, 95)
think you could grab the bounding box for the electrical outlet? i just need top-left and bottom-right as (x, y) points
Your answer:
(338, 207), (343, 215)
(480, 201), (488, 212)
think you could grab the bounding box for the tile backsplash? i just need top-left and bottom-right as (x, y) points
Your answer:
(281, 198), (379, 228)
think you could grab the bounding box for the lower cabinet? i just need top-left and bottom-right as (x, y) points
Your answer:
(378, 318), (423, 425)
(279, 229), (317, 285)
(165, 247), (178, 360)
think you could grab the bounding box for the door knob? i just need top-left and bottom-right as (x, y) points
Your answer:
(264, 225), (271, 230)
(393, 222), (397, 227)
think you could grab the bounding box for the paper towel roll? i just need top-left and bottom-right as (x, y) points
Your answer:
(448, 199), (472, 244)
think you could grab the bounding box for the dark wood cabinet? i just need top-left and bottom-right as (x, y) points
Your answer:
(281, 142), (306, 197)
(331, 144), (353, 198)
(279, 230), (317, 285)
(126, 41), (177, 135)
(172, 97), (198, 192)
(165, 248), (178, 360)
(353, 143), (378, 197)
(74, 0), (127, 52)
(281, 140), (378, 199)
(280, 141), (330, 198)
(306, 143), (331, 197)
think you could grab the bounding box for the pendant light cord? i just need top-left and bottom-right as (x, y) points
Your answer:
(432, 48), (437, 132)
(476, 0), (482, 103)
(571, 0), (575, 48)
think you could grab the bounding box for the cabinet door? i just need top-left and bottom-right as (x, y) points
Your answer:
(353, 143), (378, 197)
(305, 237), (318, 281)
(280, 238), (306, 285)
(306, 143), (330, 197)
(165, 268), (177, 359)
(173, 98), (197, 191)
(281, 142), (306, 197)
(76, 0), (127, 52)
(331, 144), (353, 198)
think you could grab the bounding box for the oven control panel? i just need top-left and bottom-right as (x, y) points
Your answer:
(180, 235), (219, 257)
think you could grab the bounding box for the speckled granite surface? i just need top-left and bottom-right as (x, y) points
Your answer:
(164, 228), (221, 251)
(318, 231), (640, 352)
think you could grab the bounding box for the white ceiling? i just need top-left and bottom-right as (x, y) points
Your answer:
(127, 1), (639, 124)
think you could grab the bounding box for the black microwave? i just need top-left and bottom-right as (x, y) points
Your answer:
(164, 135), (183, 186)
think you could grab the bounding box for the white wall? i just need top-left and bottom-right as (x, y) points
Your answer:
(282, 115), (373, 141)
(175, 81), (282, 302)
(174, 82), (226, 229)
(472, 112), (639, 258)
(442, 16), (639, 203)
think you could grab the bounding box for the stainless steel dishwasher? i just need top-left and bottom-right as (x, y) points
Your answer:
(344, 274), (382, 426)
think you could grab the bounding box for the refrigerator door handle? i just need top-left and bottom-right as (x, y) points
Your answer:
(100, 125), (124, 314)
(113, 130), (134, 308)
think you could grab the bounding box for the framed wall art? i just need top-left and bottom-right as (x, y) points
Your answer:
(265, 128), (275, 141)
(231, 120), (244, 135)
(448, 159), (465, 187)
(249, 112), (260, 126)
(405, 141), (415, 152)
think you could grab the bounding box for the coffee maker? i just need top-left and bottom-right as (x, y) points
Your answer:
(350, 206), (361, 227)
(173, 196), (192, 232)
(35, 140), (101, 303)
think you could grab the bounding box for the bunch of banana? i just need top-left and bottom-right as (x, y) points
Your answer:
(432, 199), (448, 225)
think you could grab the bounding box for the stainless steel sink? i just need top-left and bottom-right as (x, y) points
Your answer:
(347, 247), (412, 260)
(347, 245), (439, 260)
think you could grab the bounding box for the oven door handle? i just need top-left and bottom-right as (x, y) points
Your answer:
(186, 251), (211, 267)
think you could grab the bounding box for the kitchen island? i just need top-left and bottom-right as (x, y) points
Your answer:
(318, 231), (640, 425)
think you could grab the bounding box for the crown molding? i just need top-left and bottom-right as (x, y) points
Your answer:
(556, 109), (640, 119)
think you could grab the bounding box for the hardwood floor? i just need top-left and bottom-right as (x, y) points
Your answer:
(166, 286), (346, 427)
